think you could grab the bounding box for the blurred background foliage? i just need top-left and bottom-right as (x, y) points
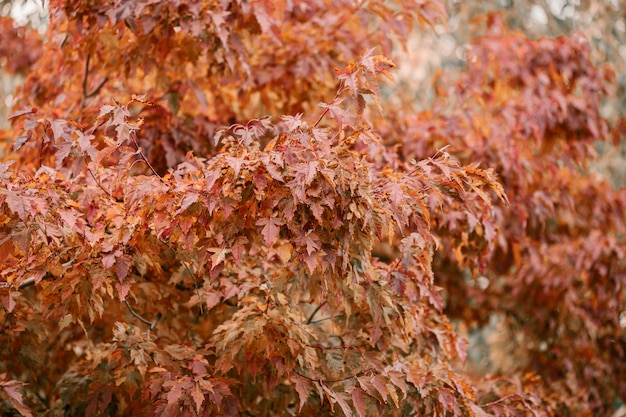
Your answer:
(2, 0), (625, 118)
(391, 0), (626, 188)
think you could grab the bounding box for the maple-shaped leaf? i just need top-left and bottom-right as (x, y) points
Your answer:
(97, 104), (116, 118)
(58, 209), (79, 230)
(0, 374), (34, 417)
(191, 382), (205, 414)
(225, 156), (245, 178)
(256, 216), (284, 246)
(165, 379), (184, 405)
(281, 113), (307, 131)
(4, 189), (29, 220)
(176, 192), (199, 215)
(293, 376), (312, 412)
(302, 251), (319, 275)
(208, 247), (230, 269)
(209, 10), (231, 46)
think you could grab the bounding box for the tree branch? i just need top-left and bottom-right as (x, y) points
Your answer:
(306, 301), (327, 324)
(82, 54), (109, 102)
(124, 300), (154, 326)
(293, 367), (373, 384)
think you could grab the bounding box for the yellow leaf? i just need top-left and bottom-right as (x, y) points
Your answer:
(276, 243), (293, 263)
(276, 292), (288, 306)
(59, 313), (73, 330)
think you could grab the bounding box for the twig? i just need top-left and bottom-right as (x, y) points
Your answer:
(82, 54), (91, 99)
(306, 301), (327, 324)
(19, 277), (36, 288)
(124, 300), (153, 326)
(150, 313), (162, 331)
(313, 82), (346, 128)
(293, 367), (373, 384)
(82, 54), (108, 101)
(86, 165), (115, 199)
(308, 314), (345, 325)
(39, 136), (44, 168)
(87, 77), (109, 98)
(131, 133), (165, 183)
(482, 393), (519, 408)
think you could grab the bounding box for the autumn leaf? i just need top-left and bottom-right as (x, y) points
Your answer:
(256, 216), (284, 246)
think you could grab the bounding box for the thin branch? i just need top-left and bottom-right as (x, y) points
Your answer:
(39, 136), (44, 168)
(86, 76), (109, 98)
(293, 367), (373, 384)
(131, 133), (165, 183)
(150, 313), (162, 331)
(306, 301), (327, 324)
(86, 165), (115, 199)
(313, 82), (346, 128)
(82, 53), (108, 104)
(124, 300), (153, 326)
(19, 277), (36, 288)
(482, 393), (520, 408)
(82, 54), (91, 99)
(308, 313), (345, 325)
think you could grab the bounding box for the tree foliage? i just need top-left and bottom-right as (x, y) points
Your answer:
(0, 1), (624, 416)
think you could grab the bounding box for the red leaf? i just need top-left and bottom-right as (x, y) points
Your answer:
(438, 388), (456, 412)
(115, 255), (131, 282)
(0, 376), (33, 417)
(302, 252), (318, 275)
(293, 376), (311, 412)
(190, 359), (207, 376)
(192, 383), (205, 414)
(370, 375), (389, 403)
(330, 390), (353, 417)
(455, 334), (468, 365)
(209, 10), (230, 46)
(5, 189), (28, 220)
(166, 380), (183, 405)
(2, 292), (18, 313)
(351, 387), (367, 417)
(59, 209), (78, 230)
(225, 156), (244, 178)
(256, 216), (283, 246)
(7, 107), (36, 120)
(116, 283), (131, 301)
(177, 193), (199, 215)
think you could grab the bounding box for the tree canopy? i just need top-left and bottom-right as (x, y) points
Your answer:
(0, 1), (624, 416)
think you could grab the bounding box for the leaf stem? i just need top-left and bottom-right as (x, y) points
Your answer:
(313, 82), (346, 128)
(82, 54), (109, 103)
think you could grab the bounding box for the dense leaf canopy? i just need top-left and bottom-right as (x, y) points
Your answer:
(0, 1), (624, 416)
